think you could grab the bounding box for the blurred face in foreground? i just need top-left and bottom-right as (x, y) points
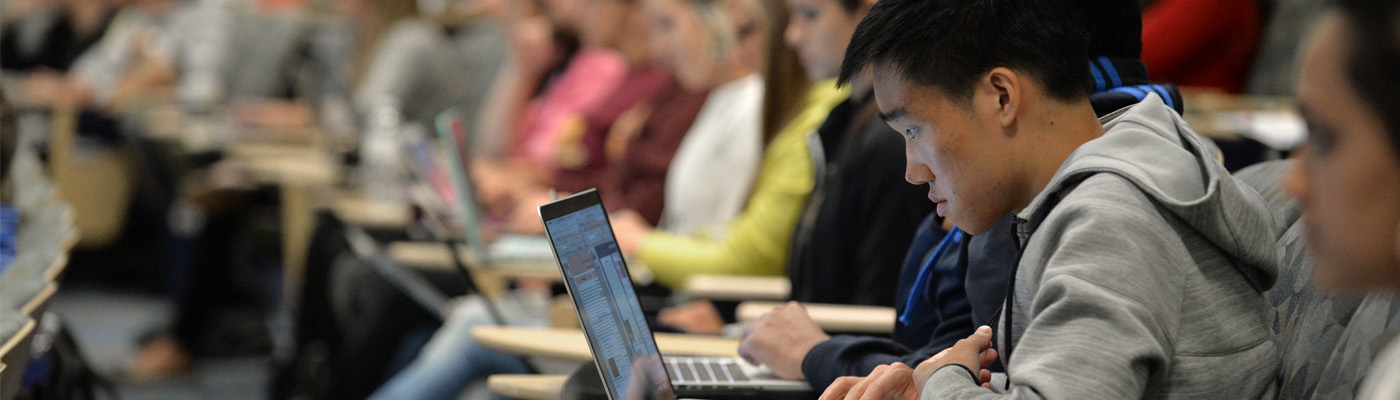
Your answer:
(1284, 13), (1400, 292)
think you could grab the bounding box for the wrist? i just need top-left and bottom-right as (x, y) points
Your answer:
(787, 334), (830, 380)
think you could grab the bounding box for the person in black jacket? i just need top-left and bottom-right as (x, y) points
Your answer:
(737, 0), (1189, 390)
(784, 45), (934, 307)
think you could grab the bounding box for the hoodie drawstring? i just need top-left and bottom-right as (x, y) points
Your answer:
(1002, 222), (1026, 391)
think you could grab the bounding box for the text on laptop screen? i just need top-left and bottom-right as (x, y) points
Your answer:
(545, 204), (669, 398)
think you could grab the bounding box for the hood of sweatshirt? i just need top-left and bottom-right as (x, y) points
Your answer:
(1015, 93), (1279, 292)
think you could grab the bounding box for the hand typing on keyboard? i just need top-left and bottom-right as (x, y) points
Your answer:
(736, 301), (831, 381)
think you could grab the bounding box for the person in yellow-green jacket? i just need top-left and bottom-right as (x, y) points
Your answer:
(612, 77), (848, 289)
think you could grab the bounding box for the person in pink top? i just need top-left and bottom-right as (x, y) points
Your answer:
(511, 47), (629, 168)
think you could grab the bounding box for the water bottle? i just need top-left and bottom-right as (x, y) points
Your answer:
(359, 102), (407, 204)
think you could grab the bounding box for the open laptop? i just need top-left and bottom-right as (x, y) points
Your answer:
(398, 110), (554, 270)
(539, 190), (811, 399)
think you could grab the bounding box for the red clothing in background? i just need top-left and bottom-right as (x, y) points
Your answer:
(551, 65), (670, 193)
(1142, 0), (1261, 93)
(598, 79), (709, 226)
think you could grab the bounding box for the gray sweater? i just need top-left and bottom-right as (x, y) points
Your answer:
(923, 94), (1280, 399)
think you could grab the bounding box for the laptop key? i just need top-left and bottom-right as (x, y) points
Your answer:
(724, 363), (751, 382)
(677, 362), (694, 382)
(706, 362), (728, 382)
(666, 363), (683, 382)
(695, 360), (715, 382)
(684, 361), (701, 383)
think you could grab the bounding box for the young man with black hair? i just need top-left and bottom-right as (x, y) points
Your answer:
(740, 0), (1195, 393)
(819, 0), (1280, 398)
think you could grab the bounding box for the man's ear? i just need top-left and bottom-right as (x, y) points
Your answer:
(984, 67), (1020, 128)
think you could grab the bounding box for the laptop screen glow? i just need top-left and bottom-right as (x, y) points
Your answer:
(543, 198), (674, 399)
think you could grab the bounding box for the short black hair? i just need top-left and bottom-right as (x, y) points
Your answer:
(1335, 0), (1400, 159)
(1075, 0), (1142, 59)
(837, 0), (1093, 103)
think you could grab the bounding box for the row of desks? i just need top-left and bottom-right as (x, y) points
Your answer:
(113, 91), (1303, 399)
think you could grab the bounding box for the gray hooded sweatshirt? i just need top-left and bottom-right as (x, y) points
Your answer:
(922, 94), (1280, 399)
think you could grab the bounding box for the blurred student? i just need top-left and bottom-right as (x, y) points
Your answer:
(1281, 0), (1400, 398)
(57, 0), (231, 111)
(608, 0), (824, 296)
(470, 0), (628, 191)
(818, 0), (1280, 398)
(363, 2), (781, 398)
(351, 0), (510, 131)
(630, 0), (936, 336)
(129, 0), (448, 381)
(1, 0), (119, 74)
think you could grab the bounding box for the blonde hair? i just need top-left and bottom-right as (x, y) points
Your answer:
(686, 0), (766, 62)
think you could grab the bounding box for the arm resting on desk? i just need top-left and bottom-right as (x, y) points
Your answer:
(737, 301), (895, 335)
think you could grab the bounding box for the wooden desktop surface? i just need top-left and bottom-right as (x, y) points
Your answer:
(737, 301), (896, 334)
(488, 374), (568, 400)
(472, 326), (740, 363)
(386, 241), (561, 279)
(683, 275), (790, 301)
(331, 196), (414, 230)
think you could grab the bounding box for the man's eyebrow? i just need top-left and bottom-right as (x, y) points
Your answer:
(879, 107), (908, 122)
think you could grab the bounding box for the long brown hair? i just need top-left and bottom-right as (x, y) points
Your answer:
(758, 0), (808, 145)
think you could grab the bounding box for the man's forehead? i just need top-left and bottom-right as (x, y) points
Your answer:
(871, 69), (911, 116)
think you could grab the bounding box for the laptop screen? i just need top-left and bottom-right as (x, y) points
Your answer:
(541, 190), (675, 400)
(433, 110), (490, 257)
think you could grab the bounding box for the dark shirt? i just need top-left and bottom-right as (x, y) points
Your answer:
(801, 214), (1017, 390)
(787, 96), (933, 307)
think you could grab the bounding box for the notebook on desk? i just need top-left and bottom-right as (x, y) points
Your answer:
(539, 190), (811, 400)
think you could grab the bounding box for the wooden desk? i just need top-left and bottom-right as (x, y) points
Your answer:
(21, 283), (59, 319)
(1180, 92), (1303, 150)
(388, 240), (560, 275)
(488, 374), (568, 400)
(683, 276), (790, 302)
(473, 327), (740, 363)
(737, 301), (896, 334)
(332, 196), (413, 230)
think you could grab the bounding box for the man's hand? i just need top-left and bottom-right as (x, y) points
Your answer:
(916, 325), (997, 388)
(736, 301), (831, 381)
(820, 326), (997, 400)
(820, 363), (921, 400)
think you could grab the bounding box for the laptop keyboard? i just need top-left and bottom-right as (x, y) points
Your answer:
(665, 358), (751, 383)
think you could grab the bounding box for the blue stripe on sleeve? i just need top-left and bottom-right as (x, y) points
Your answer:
(1097, 57), (1122, 88)
(1088, 63), (1106, 93)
